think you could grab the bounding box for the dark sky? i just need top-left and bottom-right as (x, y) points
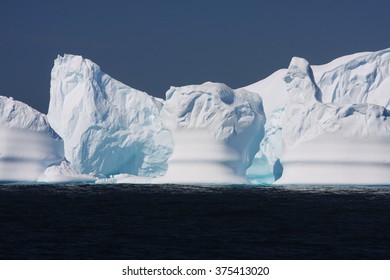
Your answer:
(1, 0), (389, 113)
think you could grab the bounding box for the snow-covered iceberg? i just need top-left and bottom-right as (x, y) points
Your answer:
(157, 82), (266, 184)
(313, 49), (390, 107)
(2, 48), (390, 185)
(0, 96), (63, 181)
(0, 96), (95, 183)
(276, 57), (390, 184)
(48, 54), (172, 178)
(245, 48), (390, 183)
(245, 49), (390, 114)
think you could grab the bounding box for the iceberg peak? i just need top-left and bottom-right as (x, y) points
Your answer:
(284, 57), (322, 105)
(277, 56), (390, 185)
(48, 54), (173, 177)
(0, 95), (59, 138)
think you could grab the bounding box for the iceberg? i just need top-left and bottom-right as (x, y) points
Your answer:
(245, 48), (390, 183)
(313, 49), (390, 107)
(2, 48), (389, 185)
(48, 54), (172, 178)
(245, 49), (390, 114)
(0, 96), (63, 182)
(157, 82), (266, 184)
(276, 57), (390, 184)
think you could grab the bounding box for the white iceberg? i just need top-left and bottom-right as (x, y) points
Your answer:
(48, 54), (172, 178)
(157, 82), (266, 184)
(2, 48), (390, 185)
(276, 57), (390, 185)
(245, 48), (390, 183)
(0, 96), (63, 182)
(245, 49), (390, 114)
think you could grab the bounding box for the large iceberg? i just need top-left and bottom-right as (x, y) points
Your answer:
(245, 48), (390, 183)
(0, 96), (63, 181)
(48, 56), (267, 184)
(2, 48), (390, 185)
(48, 54), (172, 178)
(276, 57), (390, 184)
(245, 49), (390, 114)
(157, 82), (266, 184)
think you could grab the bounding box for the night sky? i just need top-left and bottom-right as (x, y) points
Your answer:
(1, 0), (389, 113)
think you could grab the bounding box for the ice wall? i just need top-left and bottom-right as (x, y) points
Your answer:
(159, 82), (265, 184)
(276, 57), (390, 185)
(48, 54), (172, 177)
(245, 48), (390, 183)
(0, 96), (64, 182)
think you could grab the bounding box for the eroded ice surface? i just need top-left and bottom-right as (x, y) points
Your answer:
(0, 96), (63, 181)
(48, 54), (172, 178)
(245, 48), (390, 183)
(2, 48), (390, 185)
(158, 82), (266, 184)
(276, 57), (390, 185)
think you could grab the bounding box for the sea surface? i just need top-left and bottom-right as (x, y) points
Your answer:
(0, 184), (389, 259)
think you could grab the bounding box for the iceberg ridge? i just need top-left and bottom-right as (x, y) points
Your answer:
(48, 54), (173, 178)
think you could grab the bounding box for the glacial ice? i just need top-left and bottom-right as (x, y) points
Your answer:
(245, 48), (390, 183)
(276, 57), (390, 184)
(0, 96), (63, 181)
(157, 82), (266, 184)
(48, 54), (172, 178)
(2, 48), (390, 185)
(96, 174), (154, 184)
(313, 49), (390, 107)
(245, 49), (390, 114)
(38, 160), (96, 183)
(245, 106), (285, 184)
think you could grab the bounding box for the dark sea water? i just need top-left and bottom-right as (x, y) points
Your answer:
(0, 184), (389, 260)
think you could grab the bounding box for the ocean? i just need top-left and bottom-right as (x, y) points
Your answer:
(0, 184), (389, 259)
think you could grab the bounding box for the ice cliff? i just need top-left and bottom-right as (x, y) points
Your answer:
(48, 54), (172, 178)
(0, 96), (62, 181)
(276, 57), (390, 184)
(2, 48), (390, 185)
(157, 83), (266, 184)
(245, 48), (390, 183)
(47, 55), (266, 184)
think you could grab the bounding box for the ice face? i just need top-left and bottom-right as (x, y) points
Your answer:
(3, 48), (389, 185)
(0, 96), (64, 182)
(245, 48), (390, 184)
(245, 48), (390, 116)
(314, 48), (390, 107)
(47, 56), (265, 184)
(246, 105), (285, 183)
(48, 54), (173, 177)
(0, 96), (60, 137)
(276, 57), (390, 185)
(282, 57), (390, 144)
(158, 82), (266, 184)
(155, 128), (250, 184)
